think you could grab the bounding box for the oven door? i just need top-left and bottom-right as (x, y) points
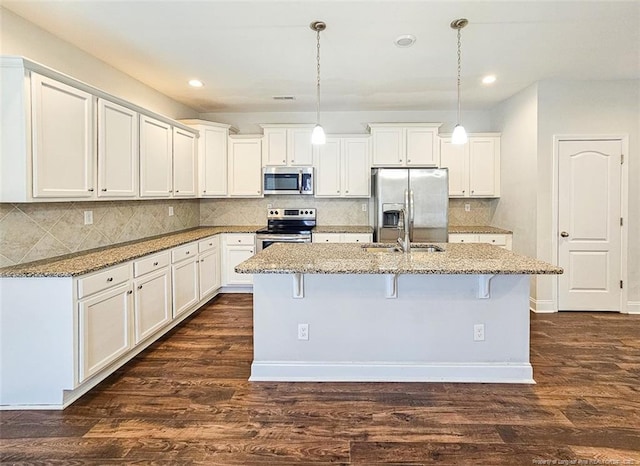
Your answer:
(256, 234), (311, 252)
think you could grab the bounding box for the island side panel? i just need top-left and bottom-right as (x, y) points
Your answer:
(251, 273), (533, 383)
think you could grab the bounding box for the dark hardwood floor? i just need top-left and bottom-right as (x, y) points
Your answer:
(2, 293), (639, 465)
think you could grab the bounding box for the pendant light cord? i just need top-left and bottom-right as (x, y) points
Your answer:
(316, 28), (321, 125)
(456, 26), (462, 124)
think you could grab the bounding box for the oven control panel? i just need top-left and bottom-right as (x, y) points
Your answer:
(267, 208), (316, 220)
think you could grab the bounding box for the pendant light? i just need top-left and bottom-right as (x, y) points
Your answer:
(450, 18), (468, 145)
(310, 21), (326, 145)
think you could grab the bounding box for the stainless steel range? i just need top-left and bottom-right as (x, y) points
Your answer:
(255, 208), (316, 252)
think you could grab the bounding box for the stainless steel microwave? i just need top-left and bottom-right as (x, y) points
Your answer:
(263, 167), (313, 195)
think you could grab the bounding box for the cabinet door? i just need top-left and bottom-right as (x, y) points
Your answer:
(173, 128), (197, 197)
(133, 267), (171, 344)
(342, 138), (370, 197)
(371, 127), (403, 166)
(78, 283), (132, 383)
(406, 127), (437, 166)
(228, 138), (263, 197)
(223, 245), (254, 285)
(200, 127), (228, 196)
(172, 256), (199, 317)
(31, 73), (95, 198)
(263, 128), (287, 166)
(140, 115), (172, 197)
(469, 137), (500, 197)
(439, 139), (468, 197)
(198, 248), (220, 299)
(97, 99), (138, 198)
(287, 128), (313, 166)
(314, 138), (341, 197)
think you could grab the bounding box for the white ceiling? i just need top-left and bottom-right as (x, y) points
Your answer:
(3, 1), (639, 113)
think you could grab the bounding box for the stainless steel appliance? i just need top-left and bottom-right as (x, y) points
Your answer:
(255, 208), (316, 252)
(372, 168), (448, 243)
(263, 167), (314, 195)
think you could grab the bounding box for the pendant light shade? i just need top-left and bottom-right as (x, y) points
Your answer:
(451, 18), (468, 145)
(310, 21), (326, 145)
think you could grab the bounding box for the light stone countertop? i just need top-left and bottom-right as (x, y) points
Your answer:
(236, 242), (562, 275)
(0, 226), (262, 278)
(448, 226), (513, 234)
(313, 225), (374, 234)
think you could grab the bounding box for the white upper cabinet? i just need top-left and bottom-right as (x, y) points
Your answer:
(369, 124), (440, 167)
(31, 73), (95, 198)
(314, 136), (370, 198)
(228, 136), (263, 197)
(172, 128), (197, 197)
(180, 120), (234, 197)
(261, 125), (314, 166)
(97, 99), (138, 198)
(139, 115), (173, 197)
(439, 134), (501, 198)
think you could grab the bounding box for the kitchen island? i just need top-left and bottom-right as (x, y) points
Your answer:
(236, 243), (562, 384)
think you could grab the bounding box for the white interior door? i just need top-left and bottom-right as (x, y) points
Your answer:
(558, 139), (622, 311)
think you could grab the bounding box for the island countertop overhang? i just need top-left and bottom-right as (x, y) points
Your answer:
(236, 243), (563, 276)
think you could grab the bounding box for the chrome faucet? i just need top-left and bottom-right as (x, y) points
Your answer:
(396, 208), (411, 254)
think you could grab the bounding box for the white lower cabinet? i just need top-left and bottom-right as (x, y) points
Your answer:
(198, 238), (221, 300)
(448, 233), (512, 250)
(78, 282), (133, 383)
(133, 267), (171, 345)
(222, 234), (255, 286)
(172, 253), (199, 318)
(312, 233), (373, 243)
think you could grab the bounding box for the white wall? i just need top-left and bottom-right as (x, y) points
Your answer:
(0, 7), (198, 120)
(199, 110), (494, 135)
(490, 84), (539, 299)
(536, 80), (640, 307)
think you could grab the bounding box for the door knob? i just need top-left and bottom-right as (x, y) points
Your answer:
(560, 231), (569, 237)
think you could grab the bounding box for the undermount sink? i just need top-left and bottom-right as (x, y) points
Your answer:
(362, 244), (444, 253)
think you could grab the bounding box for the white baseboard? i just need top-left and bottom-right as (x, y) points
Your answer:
(250, 361), (535, 384)
(529, 297), (557, 313)
(627, 301), (640, 314)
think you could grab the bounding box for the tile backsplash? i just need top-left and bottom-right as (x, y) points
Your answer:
(200, 197), (370, 226)
(0, 200), (199, 267)
(0, 197), (497, 267)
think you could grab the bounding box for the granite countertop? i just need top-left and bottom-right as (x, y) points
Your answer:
(236, 243), (562, 275)
(0, 226), (262, 278)
(448, 226), (513, 234)
(313, 225), (374, 234)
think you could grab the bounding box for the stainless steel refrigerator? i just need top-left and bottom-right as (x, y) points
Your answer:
(372, 168), (449, 243)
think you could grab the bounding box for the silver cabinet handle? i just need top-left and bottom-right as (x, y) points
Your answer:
(106, 277), (113, 282)
(561, 231), (569, 237)
(153, 261), (159, 266)
(185, 251), (190, 254)
(127, 290), (133, 295)
(88, 188), (94, 192)
(101, 188), (107, 192)
(137, 285), (143, 289)
(201, 259), (205, 262)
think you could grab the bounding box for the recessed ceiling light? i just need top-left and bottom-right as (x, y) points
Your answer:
(482, 75), (497, 85)
(394, 34), (416, 48)
(188, 79), (204, 88)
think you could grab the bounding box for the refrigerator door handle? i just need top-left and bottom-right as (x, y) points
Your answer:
(409, 189), (415, 241)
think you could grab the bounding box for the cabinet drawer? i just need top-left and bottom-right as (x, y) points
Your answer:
(172, 243), (198, 263)
(478, 234), (507, 246)
(313, 233), (341, 243)
(77, 263), (131, 299)
(342, 233), (372, 243)
(134, 251), (170, 277)
(198, 236), (219, 253)
(226, 234), (255, 246)
(448, 234), (479, 244)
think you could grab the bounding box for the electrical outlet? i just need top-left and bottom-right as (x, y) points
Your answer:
(362, 203), (367, 212)
(298, 323), (309, 341)
(473, 324), (485, 341)
(168, 206), (174, 216)
(83, 210), (93, 225)
(465, 203), (471, 212)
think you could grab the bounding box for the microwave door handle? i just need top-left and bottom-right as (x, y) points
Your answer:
(298, 170), (303, 194)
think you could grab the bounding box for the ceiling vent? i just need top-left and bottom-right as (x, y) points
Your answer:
(273, 96), (296, 100)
